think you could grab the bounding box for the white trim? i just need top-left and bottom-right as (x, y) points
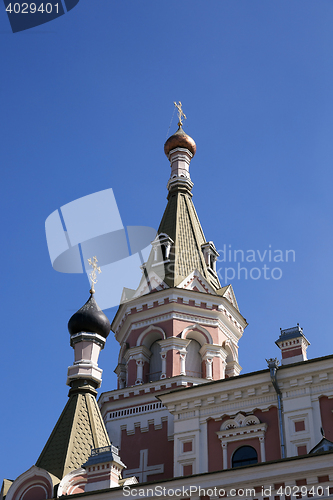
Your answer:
(5, 465), (56, 500)
(181, 324), (213, 345)
(58, 468), (87, 497)
(136, 325), (166, 347)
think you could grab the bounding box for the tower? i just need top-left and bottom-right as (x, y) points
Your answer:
(35, 290), (112, 480)
(3, 275), (124, 499)
(100, 110), (248, 481)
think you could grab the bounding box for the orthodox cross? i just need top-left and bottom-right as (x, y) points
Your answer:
(87, 256), (101, 294)
(174, 101), (187, 127)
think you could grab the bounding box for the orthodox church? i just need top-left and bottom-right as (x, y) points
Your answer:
(2, 107), (333, 499)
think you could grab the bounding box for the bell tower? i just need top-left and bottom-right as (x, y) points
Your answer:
(99, 108), (248, 482)
(112, 105), (247, 389)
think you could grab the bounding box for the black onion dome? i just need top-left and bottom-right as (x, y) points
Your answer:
(68, 294), (110, 338)
(164, 126), (196, 157)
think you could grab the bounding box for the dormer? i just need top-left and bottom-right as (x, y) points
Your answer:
(201, 241), (219, 274)
(151, 233), (174, 266)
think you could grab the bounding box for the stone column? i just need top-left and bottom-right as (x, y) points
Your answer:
(205, 358), (213, 380)
(135, 359), (144, 385)
(199, 419), (208, 473)
(259, 436), (266, 462)
(124, 346), (151, 386)
(221, 442), (228, 469)
(115, 364), (127, 389)
(160, 351), (167, 379)
(180, 351), (187, 375)
(199, 344), (228, 381)
(157, 338), (190, 377)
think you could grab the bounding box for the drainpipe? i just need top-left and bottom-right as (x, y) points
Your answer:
(266, 358), (286, 459)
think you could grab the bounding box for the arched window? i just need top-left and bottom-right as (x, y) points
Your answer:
(148, 341), (162, 382)
(232, 446), (258, 468)
(185, 339), (202, 378)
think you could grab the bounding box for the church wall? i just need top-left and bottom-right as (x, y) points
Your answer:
(212, 356), (223, 380)
(202, 360), (206, 379)
(170, 318), (188, 337)
(207, 418), (223, 472)
(170, 349), (181, 377)
(253, 407), (281, 461)
(104, 399), (173, 450)
(127, 359), (136, 386)
(319, 396), (333, 441)
(120, 310), (227, 348)
(120, 420), (173, 481)
(143, 361), (149, 383)
(205, 407), (281, 473)
(20, 485), (48, 500)
(284, 394), (319, 457)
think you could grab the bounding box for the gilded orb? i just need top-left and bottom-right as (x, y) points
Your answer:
(164, 126), (197, 157)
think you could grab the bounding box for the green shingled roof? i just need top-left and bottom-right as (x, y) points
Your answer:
(36, 390), (110, 480)
(148, 189), (221, 290)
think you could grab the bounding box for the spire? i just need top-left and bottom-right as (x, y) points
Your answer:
(144, 109), (221, 290)
(111, 112), (247, 389)
(35, 388), (110, 480)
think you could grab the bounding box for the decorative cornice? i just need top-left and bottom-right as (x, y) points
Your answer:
(175, 395), (278, 419)
(158, 337), (190, 352)
(199, 343), (228, 361)
(217, 422), (267, 442)
(113, 287), (246, 337)
(70, 332), (106, 349)
(124, 345), (152, 363)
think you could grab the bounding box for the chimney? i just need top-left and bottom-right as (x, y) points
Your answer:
(275, 325), (310, 365)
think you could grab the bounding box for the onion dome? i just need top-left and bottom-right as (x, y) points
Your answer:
(164, 125), (197, 157)
(68, 293), (110, 338)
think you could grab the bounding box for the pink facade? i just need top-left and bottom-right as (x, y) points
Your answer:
(120, 420), (173, 481)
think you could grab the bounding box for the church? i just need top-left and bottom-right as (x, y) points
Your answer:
(2, 105), (333, 499)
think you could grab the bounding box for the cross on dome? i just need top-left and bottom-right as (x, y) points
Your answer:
(88, 255), (101, 294)
(174, 101), (187, 127)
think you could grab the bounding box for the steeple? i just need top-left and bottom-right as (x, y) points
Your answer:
(140, 114), (221, 291)
(112, 109), (247, 389)
(36, 261), (111, 480)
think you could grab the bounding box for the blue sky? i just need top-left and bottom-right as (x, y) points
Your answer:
(2, 0), (333, 482)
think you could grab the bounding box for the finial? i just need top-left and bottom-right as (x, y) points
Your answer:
(173, 101), (187, 127)
(87, 256), (101, 294)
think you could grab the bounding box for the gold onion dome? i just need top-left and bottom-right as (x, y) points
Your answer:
(164, 125), (197, 157)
